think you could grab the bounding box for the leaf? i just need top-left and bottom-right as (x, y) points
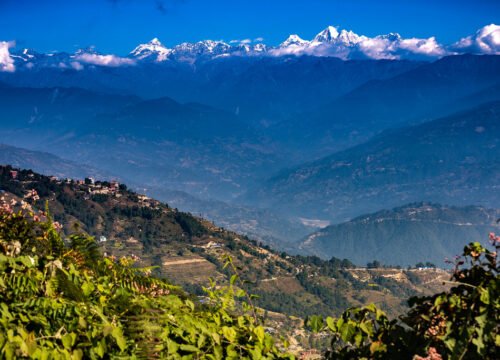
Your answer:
(61, 333), (76, 349)
(354, 333), (363, 346)
(111, 327), (127, 352)
(237, 316), (246, 327)
(93, 341), (105, 358)
(185, 299), (195, 312)
(167, 339), (179, 354)
(326, 317), (336, 332)
(213, 345), (223, 360)
(211, 332), (221, 345)
(180, 344), (199, 353)
(475, 313), (487, 328)
(444, 337), (456, 351)
(81, 282), (95, 297)
(197, 334), (207, 349)
(222, 326), (237, 342)
(230, 274), (238, 285)
(254, 326), (265, 343)
(478, 287), (490, 305)
(71, 349), (84, 360)
(340, 323), (355, 342)
(308, 315), (324, 333)
(249, 346), (263, 359)
(370, 341), (387, 354)
(359, 322), (372, 337)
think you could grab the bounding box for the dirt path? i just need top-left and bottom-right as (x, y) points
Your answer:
(163, 258), (207, 266)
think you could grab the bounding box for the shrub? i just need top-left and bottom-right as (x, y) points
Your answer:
(310, 233), (499, 360)
(0, 199), (293, 359)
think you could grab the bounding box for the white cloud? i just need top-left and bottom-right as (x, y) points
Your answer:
(451, 24), (500, 55)
(74, 53), (135, 67)
(356, 36), (447, 60)
(0, 41), (15, 72)
(398, 37), (446, 57)
(254, 37), (264, 42)
(356, 37), (399, 59)
(70, 61), (84, 70)
(229, 38), (253, 45)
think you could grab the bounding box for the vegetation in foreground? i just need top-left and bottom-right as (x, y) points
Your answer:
(0, 197), (294, 359)
(0, 186), (498, 359)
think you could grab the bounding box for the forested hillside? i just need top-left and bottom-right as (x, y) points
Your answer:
(299, 203), (500, 266)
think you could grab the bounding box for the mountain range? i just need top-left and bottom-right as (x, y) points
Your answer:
(2, 24), (498, 73)
(249, 101), (500, 221)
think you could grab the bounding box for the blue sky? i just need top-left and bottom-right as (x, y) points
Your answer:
(1, 0), (499, 54)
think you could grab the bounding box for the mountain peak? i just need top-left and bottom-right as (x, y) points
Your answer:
(337, 29), (364, 46)
(149, 37), (162, 46)
(280, 34), (309, 48)
(130, 38), (171, 61)
(313, 26), (340, 43)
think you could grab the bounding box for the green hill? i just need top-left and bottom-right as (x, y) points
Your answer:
(299, 203), (499, 266)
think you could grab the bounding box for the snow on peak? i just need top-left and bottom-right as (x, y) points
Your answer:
(130, 38), (172, 61)
(280, 34), (309, 48)
(149, 37), (162, 46)
(74, 46), (99, 56)
(253, 43), (267, 52)
(313, 26), (340, 43)
(336, 29), (364, 46)
(172, 40), (232, 59)
(450, 24), (500, 55)
(2, 23), (499, 69)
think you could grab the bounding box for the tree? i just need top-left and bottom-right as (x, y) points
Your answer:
(367, 260), (382, 268)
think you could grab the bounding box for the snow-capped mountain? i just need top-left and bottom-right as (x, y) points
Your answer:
(171, 40), (231, 59)
(312, 26), (340, 43)
(1, 24), (499, 72)
(130, 37), (172, 61)
(336, 30), (365, 46)
(280, 35), (309, 48)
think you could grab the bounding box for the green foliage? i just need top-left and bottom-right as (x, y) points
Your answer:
(0, 205), (293, 359)
(313, 235), (500, 359)
(404, 239), (499, 359)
